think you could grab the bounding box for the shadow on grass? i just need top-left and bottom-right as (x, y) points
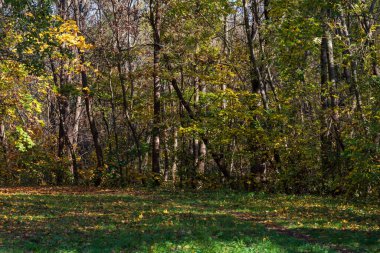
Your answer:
(289, 227), (380, 253)
(0, 192), (377, 252)
(1, 213), (334, 253)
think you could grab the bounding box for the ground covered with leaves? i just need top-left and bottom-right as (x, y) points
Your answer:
(0, 188), (378, 253)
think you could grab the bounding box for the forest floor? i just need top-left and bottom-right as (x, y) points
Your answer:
(0, 187), (378, 253)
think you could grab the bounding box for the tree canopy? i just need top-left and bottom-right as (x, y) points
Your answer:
(0, 0), (379, 197)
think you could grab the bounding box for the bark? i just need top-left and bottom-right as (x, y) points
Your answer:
(57, 95), (68, 185)
(326, 29), (344, 153)
(198, 82), (206, 175)
(67, 96), (82, 185)
(52, 0), (68, 184)
(0, 121), (9, 183)
(193, 77), (199, 178)
(163, 127), (170, 181)
(320, 30), (332, 180)
(172, 127), (178, 184)
(149, 0), (162, 176)
(198, 140), (206, 175)
(162, 84), (169, 181)
(320, 18), (345, 182)
(168, 84), (178, 184)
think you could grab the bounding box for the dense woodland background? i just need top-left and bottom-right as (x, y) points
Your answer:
(0, 0), (379, 196)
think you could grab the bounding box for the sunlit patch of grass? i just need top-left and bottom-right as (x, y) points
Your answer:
(0, 188), (378, 252)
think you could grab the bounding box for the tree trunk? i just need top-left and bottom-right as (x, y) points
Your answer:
(198, 82), (206, 175)
(69, 96), (81, 185)
(149, 0), (162, 177)
(320, 23), (334, 185)
(172, 127), (178, 184)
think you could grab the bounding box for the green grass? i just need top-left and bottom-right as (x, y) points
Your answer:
(0, 188), (378, 252)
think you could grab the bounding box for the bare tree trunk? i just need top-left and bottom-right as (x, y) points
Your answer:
(198, 140), (206, 175)
(57, 95), (67, 185)
(0, 121), (9, 184)
(143, 135), (151, 172)
(320, 23), (334, 186)
(162, 84), (169, 182)
(149, 0), (162, 178)
(198, 83), (206, 175)
(69, 96), (82, 185)
(193, 77), (199, 181)
(172, 127), (178, 184)
(54, 0), (69, 185)
(326, 28), (344, 155)
(163, 126), (170, 182)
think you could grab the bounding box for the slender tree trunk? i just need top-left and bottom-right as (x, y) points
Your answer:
(57, 96), (67, 185)
(162, 84), (169, 181)
(198, 83), (206, 175)
(172, 126), (178, 184)
(320, 24), (334, 186)
(69, 96), (81, 185)
(198, 140), (206, 175)
(193, 77), (199, 181)
(163, 127), (170, 181)
(326, 27), (344, 155)
(55, 0), (69, 185)
(0, 121), (9, 184)
(149, 0), (162, 177)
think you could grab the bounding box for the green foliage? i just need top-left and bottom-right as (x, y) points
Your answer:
(14, 127), (35, 152)
(0, 0), (379, 198)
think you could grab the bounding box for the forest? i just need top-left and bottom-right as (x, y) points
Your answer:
(0, 0), (379, 252)
(1, 0), (379, 196)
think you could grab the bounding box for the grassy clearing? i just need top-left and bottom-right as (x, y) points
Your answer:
(0, 188), (378, 252)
